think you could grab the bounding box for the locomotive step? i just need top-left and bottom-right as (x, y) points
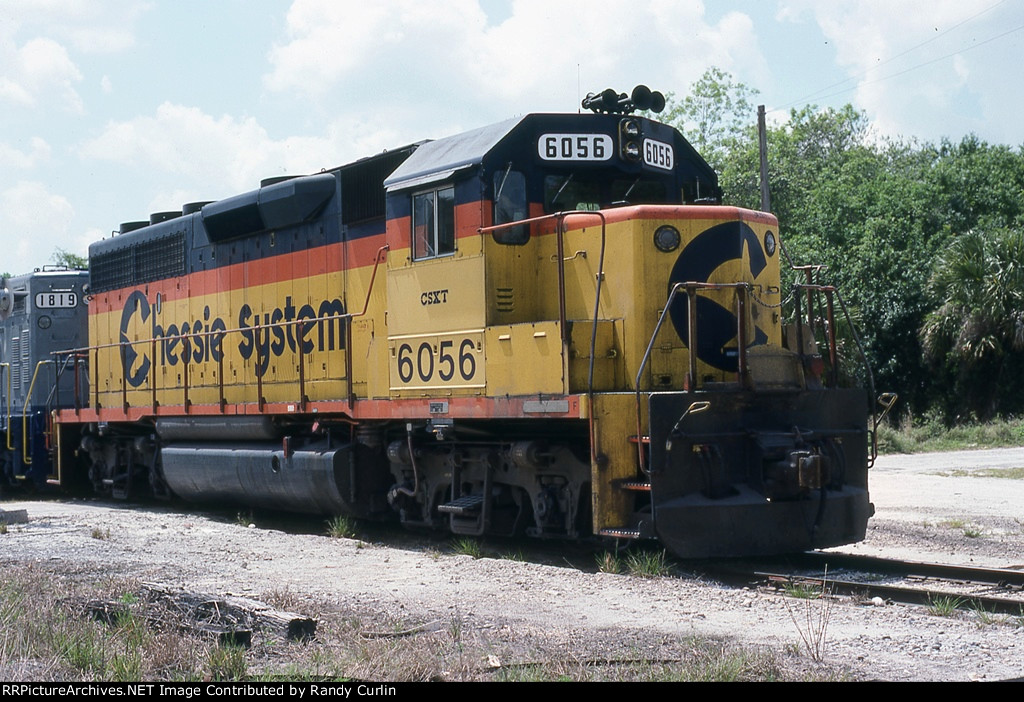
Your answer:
(627, 435), (651, 445)
(615, 480), (652, 492)
(598, 527), (642, 540)
(437, 494), (485, 515)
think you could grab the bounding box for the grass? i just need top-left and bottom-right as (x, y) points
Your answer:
(927, 595), (965, 617)
(625, 549), (672, 578)
(783, 581), (823, 600)
(936, 519), (983, 538)
(877, 415), (1024, 455)
(945, 466), (1024, 479)
(972, 605), (1002, 628)
(0, 563), (849, 682)
(592, 548), (672, 578)
(595, 551), (622, 574)
(325, 515), (357, 539)
(450, 537), (483, 559)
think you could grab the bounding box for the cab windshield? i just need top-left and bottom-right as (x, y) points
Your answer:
(543, 174), (671, 213)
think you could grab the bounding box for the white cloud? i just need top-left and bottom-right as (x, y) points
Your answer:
(0, 37), (84, 112)
(0, 181), (77, 275)
(0, 137), (52, 170)
(0, 1), (147, 113)
(78, 103), (411, 209)
(265, 3), (421, 92)
(777, 0), (1015, 140)
(265, 0), (766, 117)
(1, 0), (145, 53)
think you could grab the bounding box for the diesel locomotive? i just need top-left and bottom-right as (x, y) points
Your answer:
(28, 87), (884, 557)
(0, 267), (89, 490)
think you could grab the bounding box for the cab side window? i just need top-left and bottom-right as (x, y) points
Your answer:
(412, 186), (455, 260)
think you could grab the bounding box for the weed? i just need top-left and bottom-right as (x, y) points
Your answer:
(783, 580), (822, 599)
(783, 570), (832, 662)
(595, 551), (622, 574)
(325, 515), (357, 539)
(939, 518), (966, 529)
(927, 595), (964, 617)
(963, 525), (984, 538)
(55, 625), (108, 676)
(451, 537), (483, 559)
(205, 644), (248, 681)
(501, 549), (525, 562)
(447, 613), (467, 681)
(0, 521), (7, 534)
(235, 511), (255, 528)
(972, 605), (1002, 627)
(625, 549), (671, 578)
(91, 527), (110, 540)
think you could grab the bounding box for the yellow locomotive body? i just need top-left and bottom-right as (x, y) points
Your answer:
(56, 110), (872, 557)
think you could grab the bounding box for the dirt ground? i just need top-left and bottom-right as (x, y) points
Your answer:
(3, 447), (1024, 682)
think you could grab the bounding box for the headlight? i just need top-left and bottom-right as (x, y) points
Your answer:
(620, 119), (640, 137)
(764, 231), (777, 257)
(654, 225), (681, 252)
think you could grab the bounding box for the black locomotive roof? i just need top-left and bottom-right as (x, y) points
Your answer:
(382, 112), (718, 197)
(383, 116), (521, 192)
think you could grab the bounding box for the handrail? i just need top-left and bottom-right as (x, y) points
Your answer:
(21, 360), (54, 465)
(786, 281), (894, 467)
(1, 362), (10, 450)
(480, 210), (607, 345)
(481, 211), (608, 464)
(633, 281), (754, 474)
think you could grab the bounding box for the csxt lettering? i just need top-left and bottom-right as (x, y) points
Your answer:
(420, 289), (449, 306)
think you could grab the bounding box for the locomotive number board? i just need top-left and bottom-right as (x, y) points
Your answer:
(537, 134), (614, 161)
(389, 331), (485, 391)
(35, 291), (78, 309)
(643, 138), (674, 170)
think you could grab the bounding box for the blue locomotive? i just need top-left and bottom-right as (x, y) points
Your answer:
(0, 267), (89, 490)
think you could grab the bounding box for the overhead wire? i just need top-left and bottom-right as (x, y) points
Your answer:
(770, 0), (1019, 115)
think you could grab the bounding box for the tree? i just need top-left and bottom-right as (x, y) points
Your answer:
(659, 67), (1024, 419)
(920, 227), (1024, 419)
(52, 247), (88, 270)
(658, 67), (759, 170)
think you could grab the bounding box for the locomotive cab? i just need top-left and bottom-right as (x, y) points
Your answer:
(377, 110), (870, 554)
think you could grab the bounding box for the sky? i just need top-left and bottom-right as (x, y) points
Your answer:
(2, 0), (1022, 277)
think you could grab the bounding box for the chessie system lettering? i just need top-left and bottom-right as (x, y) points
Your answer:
(118, 290), (346, 386)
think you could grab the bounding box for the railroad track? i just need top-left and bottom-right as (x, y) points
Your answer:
(710, 552), (1024, 616)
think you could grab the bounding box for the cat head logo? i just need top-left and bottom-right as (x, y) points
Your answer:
(668, 221), (774, 372)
